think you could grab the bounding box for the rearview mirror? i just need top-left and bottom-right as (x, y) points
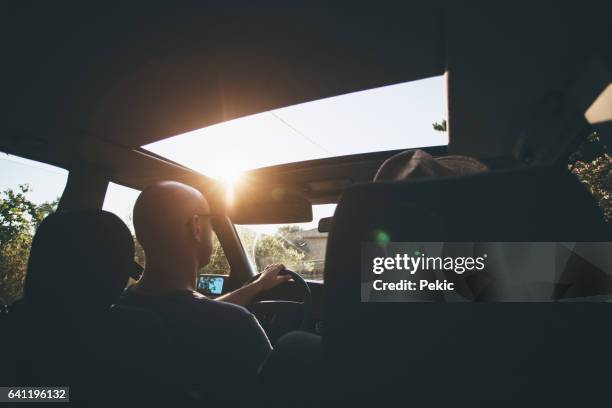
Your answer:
(318, 216), (334, 233)
(229, 199), (312, 224)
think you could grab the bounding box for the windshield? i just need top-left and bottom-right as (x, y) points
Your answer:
(143, 76), (446, 179)
(236, 204), (336, 281)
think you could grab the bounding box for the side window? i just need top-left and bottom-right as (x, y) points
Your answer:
(102, 183), (230, 277)
(102, 183), (144, 268)
(0, 155), (68, 305)
(199, 234), (230, 276)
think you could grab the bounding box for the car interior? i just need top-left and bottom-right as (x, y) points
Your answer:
(1, 2), (611, 407)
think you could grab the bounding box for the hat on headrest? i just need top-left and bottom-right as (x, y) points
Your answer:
(374, 149), (488, 181)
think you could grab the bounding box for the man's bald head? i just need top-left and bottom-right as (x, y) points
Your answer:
(134, 181), (212, 262)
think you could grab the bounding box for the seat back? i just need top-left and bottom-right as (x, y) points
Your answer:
(1, 210), (151, 406)
(101, 304), (192, 406)
(323, 165), (611, 406)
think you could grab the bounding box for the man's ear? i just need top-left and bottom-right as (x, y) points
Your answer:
(189, 215), (202, 242)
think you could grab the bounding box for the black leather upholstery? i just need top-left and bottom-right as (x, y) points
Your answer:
(1, 210), (168, 406)
(257, 330), (323, 407)
(103, 304), (191, 406)
(323, 165), (611, 406)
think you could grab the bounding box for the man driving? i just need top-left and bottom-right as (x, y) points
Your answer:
(118, 181), (291, 400)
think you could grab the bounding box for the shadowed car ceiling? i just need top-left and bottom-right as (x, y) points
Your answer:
(1, 2), (610, 192)
(1, 3), (443, 150)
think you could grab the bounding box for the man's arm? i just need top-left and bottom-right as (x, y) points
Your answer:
(216, 263), (291, 306)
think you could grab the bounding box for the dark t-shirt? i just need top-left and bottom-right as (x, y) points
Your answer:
(118, 287), (272, 399)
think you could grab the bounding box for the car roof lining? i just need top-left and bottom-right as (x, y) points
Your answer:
(1, 3), (610, 199)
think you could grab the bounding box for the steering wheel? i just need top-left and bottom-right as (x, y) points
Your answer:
(244, 269), (312, 335)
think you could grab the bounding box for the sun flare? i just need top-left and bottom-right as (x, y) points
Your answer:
(219, 169), (243, 205)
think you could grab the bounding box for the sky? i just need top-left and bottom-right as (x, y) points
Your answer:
(144, 75), (447, 179)
(1, 75), (446, 232)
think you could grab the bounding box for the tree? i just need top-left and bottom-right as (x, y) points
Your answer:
(1, 185), (39, 245)
(568, 131), (611, 222)
(200, 234), (231, 275)
(432, 119), (447, 132)
(252, 234), (313, 273)
(0, 185), (58, 304)
(236, 226), (314, 274)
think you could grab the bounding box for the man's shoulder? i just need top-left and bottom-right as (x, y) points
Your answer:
(189, 291), (253, 317)
(119, 288), (253, 321)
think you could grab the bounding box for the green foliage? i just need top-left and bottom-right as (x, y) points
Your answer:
(134, 238), (146, 267)
(200, 234), (231, 275)
(568, 131), (611, 222)
(253, 234), (313, 273)
(432, 119), (447, 132)
(236, 226), (314, 274)
(1, 184), (39, 245)
(0, 185), (58, 304)
(0, 232), (32, 306)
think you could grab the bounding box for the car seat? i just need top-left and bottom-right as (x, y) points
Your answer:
(322, 165), (610, 406)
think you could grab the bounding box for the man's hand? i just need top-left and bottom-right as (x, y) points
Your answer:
(215, 263), (291, 307)
(255, 263), (291, 291)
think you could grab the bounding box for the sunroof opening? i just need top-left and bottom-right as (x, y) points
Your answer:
(143, 75), (447, 179)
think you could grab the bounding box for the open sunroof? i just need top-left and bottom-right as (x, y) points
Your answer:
(143, 76), (447, 179)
